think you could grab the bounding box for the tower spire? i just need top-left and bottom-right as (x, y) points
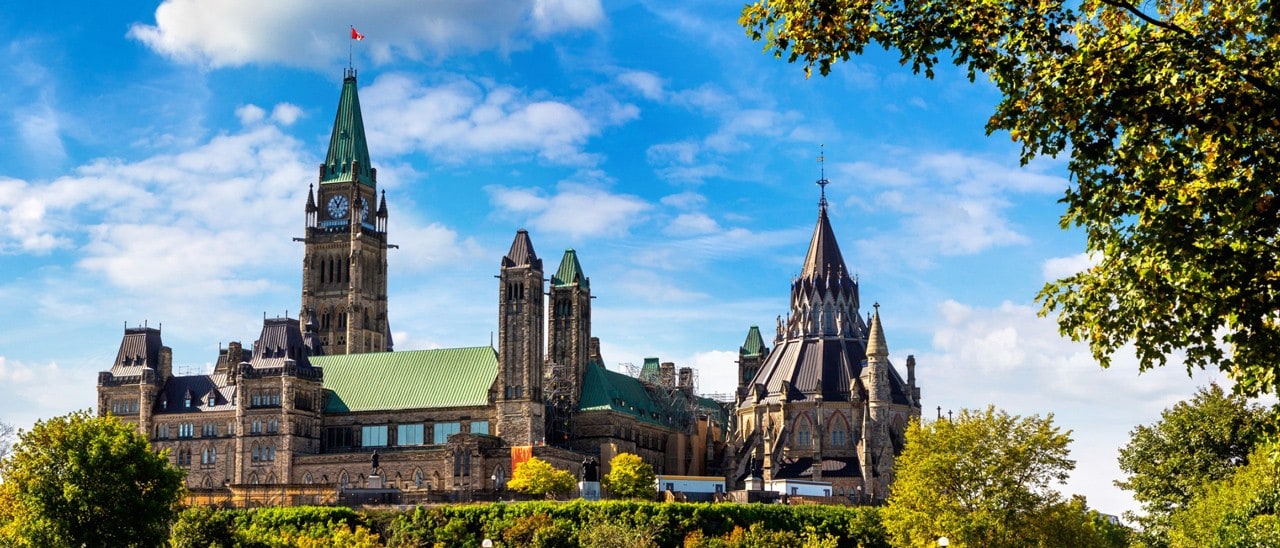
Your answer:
(320, 71), (375, 187)
(817, 144), (829, 211)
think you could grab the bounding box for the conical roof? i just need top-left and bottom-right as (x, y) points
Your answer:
(321, 69), (374, 187)
(552, 249), (588, 289)
(503, 229), (541, 269)
(800, 204), (848, 280)
(866, 305), (888, 358)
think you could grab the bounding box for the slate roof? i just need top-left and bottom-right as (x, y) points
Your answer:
(154, 373), (238, 414)
(251, 317), (314, 369)
(741, 326), (767, 358)
(801, 205), (849, 281)
(502, 229), (542, 269)
(112, 327), (163, 377)
(551, 249), (588, 289)
(321, 69), (375, 187)
(312, 347), (498, 413)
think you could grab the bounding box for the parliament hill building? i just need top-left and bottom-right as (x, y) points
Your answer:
(95, 71), (921, 504)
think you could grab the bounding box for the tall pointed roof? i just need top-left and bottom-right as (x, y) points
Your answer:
(801, 204), (849, 280)
(551, 248), (588, 289)
(741, 326), (767, 358)
(503, 229), (542, 269)
(321, 69), (374, 187)
(866, 304), (888, 358)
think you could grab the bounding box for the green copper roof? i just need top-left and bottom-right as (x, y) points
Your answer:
(551, 249), (588, 289)
(321, 70), (375, 187)
(313, 347), (496, 413)
(741, 326), (766, 358)
(578, 361), (667, 426)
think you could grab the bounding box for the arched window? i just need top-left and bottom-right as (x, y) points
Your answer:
(830, 413), (850, 447)
(249, 473), (259, 485)
(304, 472), (313, 484)
(796, 417), (812, 449)
(339, 470), (350, 489)
(414, 468), (424, 489)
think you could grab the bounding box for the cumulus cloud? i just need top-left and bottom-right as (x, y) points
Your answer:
(486, 182), (650, 239)
(917, 298), (1231, 515)
(360, 73), (626, 166)
(236, 104), (266, 125)
(129, 0), (604, 68)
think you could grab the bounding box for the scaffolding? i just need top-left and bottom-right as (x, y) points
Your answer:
(543, 361), (575, 448)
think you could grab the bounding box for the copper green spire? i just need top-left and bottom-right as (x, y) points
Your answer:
(321, 68), (375, 187)
(741, 326), (766, 358)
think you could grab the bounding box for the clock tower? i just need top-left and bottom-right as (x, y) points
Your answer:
(301, 68), (390, 356)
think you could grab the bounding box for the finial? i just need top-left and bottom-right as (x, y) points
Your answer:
(874, 302), (880, 311)
(816, 144), (830, 210)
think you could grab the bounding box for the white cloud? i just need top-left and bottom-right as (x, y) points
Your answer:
(236, 104), (266, 125)
(531, 0), (605, 35)
(836, 150), (1068, 260)
(618, 70), (665, 100)
(130, 0), (605, 68)
(659, 191), (706, 210)
(1042, 252), (1095, 282)
(361, 73), (616, 166)
(270, 103), (303, 126)
(486, 183), (650, 239)
(665, 212), (720, 237)
(917, 298), (1230, 515)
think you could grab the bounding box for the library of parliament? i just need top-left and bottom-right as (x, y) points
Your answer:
(95, 70), (923, 504)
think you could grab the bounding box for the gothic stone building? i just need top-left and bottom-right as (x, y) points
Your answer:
(96, 70), (730, 500)
(730, 189), (923, 502)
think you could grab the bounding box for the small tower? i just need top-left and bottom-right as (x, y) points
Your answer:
(737, 326), (769, 390)
(495, 229), (546, 445)
(548, 249), (591, 409)
(861, 304), (893, 498)
(300, 69), (390, 356)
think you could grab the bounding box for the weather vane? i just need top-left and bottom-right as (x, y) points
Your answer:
(817, 144), (829, 209)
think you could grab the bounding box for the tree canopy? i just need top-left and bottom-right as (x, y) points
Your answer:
(1116, 384), (1269, 547)
(881, 406), (1124, 547)
(506, 456), (575, 499)
(741, 0), (1280, 397)
(602, 453), (657, 500)
(0, 410), (186, 547)
(1167, 444), (1280, 547)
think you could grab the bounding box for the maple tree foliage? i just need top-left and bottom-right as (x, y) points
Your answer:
(506, 456), (575, 499)
(741, 0), (1280, 397)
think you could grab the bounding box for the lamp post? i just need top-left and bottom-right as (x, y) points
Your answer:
(856, 485), (863, 505)
(938, 536), (949, 547)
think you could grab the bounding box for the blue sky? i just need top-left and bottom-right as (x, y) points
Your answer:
(0, 0), (1231, 516)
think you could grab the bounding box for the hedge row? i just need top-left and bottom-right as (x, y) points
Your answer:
(171, 501), (887, 548)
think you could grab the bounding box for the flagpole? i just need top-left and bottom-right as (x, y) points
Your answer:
(349, 26), (354, 70)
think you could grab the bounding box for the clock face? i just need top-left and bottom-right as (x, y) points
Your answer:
(361, 201), (370, 222)
(327, 195), (349, 219)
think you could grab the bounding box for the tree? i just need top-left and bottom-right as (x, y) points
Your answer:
(506, 456), (575, 499)
(741, 0), (1280, 398)
(1167, 444), (1280, 547)
(602, 453), (657, 500)
(0, 410), (185, 547)
(1116, 384), (1268, 547)
(882, 406), (1102, 547)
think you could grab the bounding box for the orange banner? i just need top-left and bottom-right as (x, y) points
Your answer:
(511, 445), (533, 473)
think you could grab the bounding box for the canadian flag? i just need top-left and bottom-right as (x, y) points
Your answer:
(351, 27), (365, 41)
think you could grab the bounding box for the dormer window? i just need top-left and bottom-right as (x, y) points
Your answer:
(184, 397), (192, 408)
(161, 399), (167, 410)
(207, 394), (216, 407)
